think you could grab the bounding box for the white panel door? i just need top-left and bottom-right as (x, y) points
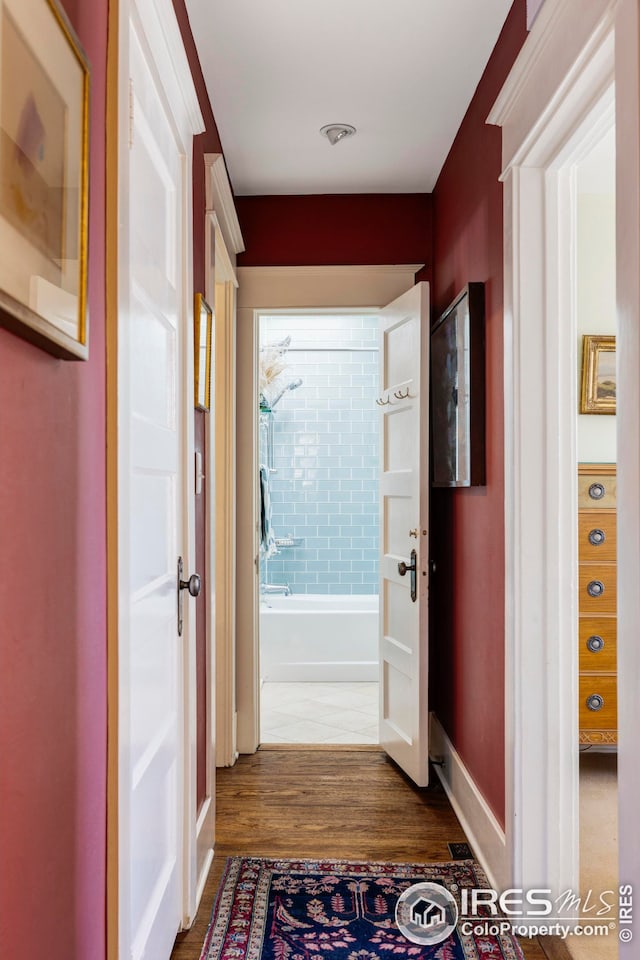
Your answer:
(378, 283), (430, 786)
(120, 17), (188, 960)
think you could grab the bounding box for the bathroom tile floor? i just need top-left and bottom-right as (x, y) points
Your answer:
(260, 681), (379, 744)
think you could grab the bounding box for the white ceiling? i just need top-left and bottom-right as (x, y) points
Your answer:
(185, 0), (514, 196)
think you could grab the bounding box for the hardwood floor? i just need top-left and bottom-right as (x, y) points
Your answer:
(171, 748), (548, 960)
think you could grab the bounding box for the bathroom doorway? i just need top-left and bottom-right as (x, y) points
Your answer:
(257, 313), (380, 744)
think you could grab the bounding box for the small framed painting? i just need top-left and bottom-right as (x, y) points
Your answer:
(0, 0), (90, 359)
(194, 292), (213, 410)
(431, 283), (486, 487)
(580, 335), (616, 414)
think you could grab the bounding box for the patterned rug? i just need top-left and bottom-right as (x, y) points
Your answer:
(199, 857), (525, 960)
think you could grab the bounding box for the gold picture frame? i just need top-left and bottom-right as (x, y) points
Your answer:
(194, 293), (213, 410)
(580, 335), (616, 414)
(0, 0), (90, 359)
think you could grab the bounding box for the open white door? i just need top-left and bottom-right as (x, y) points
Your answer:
(378, 282), (430, 786)
(117, 0), (204, 956)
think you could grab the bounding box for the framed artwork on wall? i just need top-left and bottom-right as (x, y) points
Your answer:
(431, 282), (486, 487)
(580, 335), (616, 414)
(194, 292), (213, 409)
(0, 0), (90, 359)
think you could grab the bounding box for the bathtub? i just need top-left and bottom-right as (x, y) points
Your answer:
(259, 594), (379, 682)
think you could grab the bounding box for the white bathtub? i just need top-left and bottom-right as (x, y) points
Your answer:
(259, 594), (379, 682)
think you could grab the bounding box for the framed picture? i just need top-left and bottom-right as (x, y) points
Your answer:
(431, 283), (486, 487)
(0, 0), (90, 359)
(194, 292), (213, 410)
(580, 335), (616, 414)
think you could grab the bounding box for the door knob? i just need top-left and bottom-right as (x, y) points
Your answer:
(180, 573), (201, 597)
(177, 557), (201, 636)
(397, 549), (417, 603)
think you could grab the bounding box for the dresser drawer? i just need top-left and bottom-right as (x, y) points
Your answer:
(578, 472), (616, 509)
(578, 511), (616, 562)
(579, 675), (617, 730)
(579, 617), (617, 672)
(578, 565), (617, 614)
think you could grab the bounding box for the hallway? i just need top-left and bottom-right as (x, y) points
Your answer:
(171, 749), (547, 960)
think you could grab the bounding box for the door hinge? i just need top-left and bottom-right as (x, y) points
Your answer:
(128, 78), (134, 149)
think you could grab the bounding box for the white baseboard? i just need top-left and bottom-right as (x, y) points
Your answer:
(195, 846), (214, 913)
(429, 712), (508, 891)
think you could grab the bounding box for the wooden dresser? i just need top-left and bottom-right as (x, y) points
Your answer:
(578, 464), (617, 745)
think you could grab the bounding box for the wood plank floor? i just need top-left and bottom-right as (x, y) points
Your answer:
(171, 748), (548, 960)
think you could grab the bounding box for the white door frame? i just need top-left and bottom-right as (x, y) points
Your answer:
(194, 202), (240, 893)
(489, 0), (639, 906)
(235, 265), (423, 753)
(110, 0), (204, 951)
(203, 155), (244, 769)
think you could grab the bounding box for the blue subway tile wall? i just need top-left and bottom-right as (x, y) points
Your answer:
(260, 315), (379, 595)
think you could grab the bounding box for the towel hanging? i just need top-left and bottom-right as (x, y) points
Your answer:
(259, 464), (278, 560)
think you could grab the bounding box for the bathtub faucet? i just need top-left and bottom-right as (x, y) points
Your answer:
(261, 582), (291, 596)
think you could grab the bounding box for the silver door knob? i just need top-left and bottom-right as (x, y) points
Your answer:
(180, 573), (201, 597)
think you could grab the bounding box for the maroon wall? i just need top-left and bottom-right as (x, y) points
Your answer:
(173, 0), (225, 293)
(427, 0), (528, 825)
(0, 0), (108, 957)
(172, 0), (224, 812)
(237, 193), (433, 269)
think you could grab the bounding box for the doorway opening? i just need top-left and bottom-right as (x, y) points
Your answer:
(257, 313), (380, 745)
(574, 123), (618, 960)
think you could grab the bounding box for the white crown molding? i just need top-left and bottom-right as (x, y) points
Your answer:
(204, 154), (245, 254)
(238, 264), (424, 278)
(487, 0), (617, 172)
(488, 0), (570, 126)
(135, 0), (204, 138)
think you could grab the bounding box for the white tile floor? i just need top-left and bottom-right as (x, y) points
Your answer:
(260, 681), (379, 744)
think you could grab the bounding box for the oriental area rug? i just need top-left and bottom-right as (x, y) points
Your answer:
(199, 857), (525, 960)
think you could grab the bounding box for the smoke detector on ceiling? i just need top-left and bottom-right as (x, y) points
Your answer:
(319, 123), (356, 146)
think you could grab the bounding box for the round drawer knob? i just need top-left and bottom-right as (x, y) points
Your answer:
(589, 482), (606, 500)
(586, 635), (605, 653)
(589, 528), (606, 546)
(587, 579), (605, 597)
(586, 694), (605, 712)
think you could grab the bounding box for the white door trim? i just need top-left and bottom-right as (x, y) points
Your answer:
(488, 0), (639, 903)
(203, 156), (243, 768)
(114, 0), (204, 949)
(235, 265), (423, 753)
(613, 0), (640, 936)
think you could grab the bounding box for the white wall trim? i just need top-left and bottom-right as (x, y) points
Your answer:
(214, 275), (239, 768)
(212, 213), (239, 287)
(429, 714), (507, 892)
(241, 264), (424, 278)
(488, 0), (617, 172)
(134, 0), (204, 139)
(204, 154), (245, 256)
(488, 0), (621, 902)
(615, 2), (640, 949)
(489, 0), (615, 129)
